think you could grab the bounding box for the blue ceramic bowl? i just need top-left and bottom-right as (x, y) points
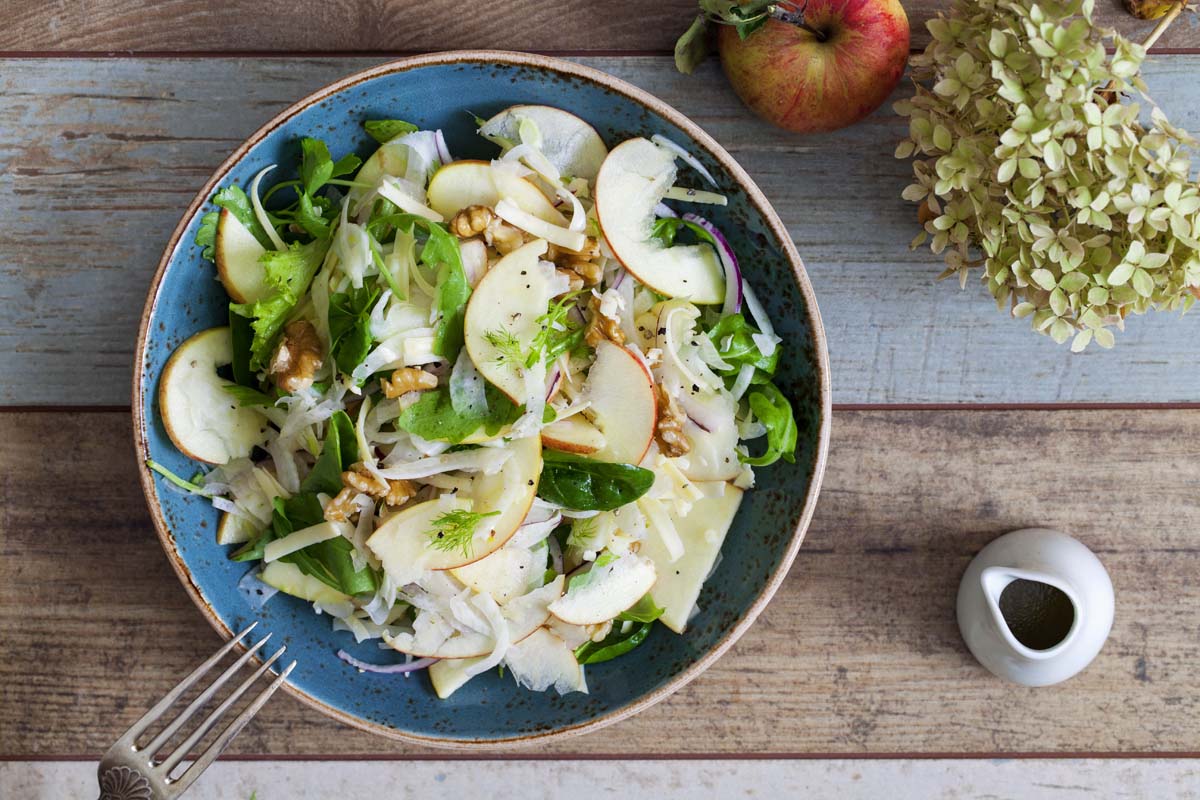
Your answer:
(134, 51), (830, 747)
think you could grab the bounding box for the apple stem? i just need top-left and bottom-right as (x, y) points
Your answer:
(770, 1), (829, 42)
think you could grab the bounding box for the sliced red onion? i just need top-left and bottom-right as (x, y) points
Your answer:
(545, 366), (563, 402)
(685, 414), (712, 434)
(651, 134), (719, 188)
(653, 201), (678, 219)
(610, 267), (628, 289)
(337, 650), (438, 674)
(682, 214), (742, 316)
(434, 129), (453, 165)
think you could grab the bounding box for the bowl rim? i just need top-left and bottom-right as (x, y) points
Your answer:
(131, 49), (831, 749)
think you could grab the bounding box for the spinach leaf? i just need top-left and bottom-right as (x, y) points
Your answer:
(707, 313), (779, 383)
(395, 383), (522, 444)
(229, 307), (256, 387)
(270, 494), (378, 595)
(328, 286), (381, 375)
(574, 621), (655, 665)
(300, 410), (359, 496)
(617, 593), (665, 623)
(651, 216), (717, 248)
(742, 382), (798, 467)
(364, 119), (419, 143)
(538, 452), (655, 511)
(230, 238), (330, 371)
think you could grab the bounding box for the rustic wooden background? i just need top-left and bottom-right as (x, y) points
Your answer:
(2, 0), (1199, 765)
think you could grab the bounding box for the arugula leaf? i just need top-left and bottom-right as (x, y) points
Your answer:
(328, 286), (381, 375)
(195, 211), (219, 261)
(395, 383), (522, 444)
(212, 185), (274, 250)
(230, 239), (330, 371)
(528, 291), (587, 366)
(618, 593), (665, 623)
(538, 452), (655, 511)
(574, 620), (655, 665)
(708, 313), (779, 383)
(364, 119), (419, 143)
(426, 509), (500, 557)
(299, 137), (362, 197)
(221, 384), (276, 407)
(743, 382), (798, 467)
(295, 192), (331, 240)
(301, 410), (358, 496)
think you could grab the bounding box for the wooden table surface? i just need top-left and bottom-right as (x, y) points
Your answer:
(2, 0), (1199, 767)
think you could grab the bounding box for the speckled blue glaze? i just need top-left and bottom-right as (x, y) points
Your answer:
(136, 53), (828, 745)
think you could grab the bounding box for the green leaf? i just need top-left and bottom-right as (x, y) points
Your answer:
(301, 410), (358, 496)
(270, 494), (378, 595)
(294, 192), (331, 240)
(221, 384), (276, 407)
(364, 119), (419, 143)
(231, 239), (330, 371)
(395, 383), (523, 444)
(707, 313), (779, 383)
(195, 211), (219, 261)
(742, 383), (798, 467)
(674, 14), (712, 74)
(146, 459), (207, 494)
(229, 306), (255, 387)
(566, 552), (617, 593)
(300, 137), (335, 197)
(211, 185), (274, 250)
(537, 451), (655, 511)
(651, 217), (717, 248)
(328, 286), (381, 375)
(617, 593), (665, 623)
(574, 620), (655, 665)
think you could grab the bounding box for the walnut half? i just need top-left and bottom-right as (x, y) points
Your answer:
(268, 320), (323, 393)
(584, 294), (626, 348)
(655, 384), (691, 457)
(381, 367), (438, 399)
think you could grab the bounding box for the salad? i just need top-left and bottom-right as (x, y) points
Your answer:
(150, 104), (798, 698)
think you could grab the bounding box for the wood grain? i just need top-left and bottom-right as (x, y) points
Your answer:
(3, 1), (1197, 53)
(4, 55), (1200, 406)
(4, 409), (1199, 756)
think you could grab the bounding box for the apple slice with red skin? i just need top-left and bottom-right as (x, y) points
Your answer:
(594, 138), (725, 304)
(541, 414), (605, 455)
(585, 340), (657, 465)
(479, 104), (608, 181)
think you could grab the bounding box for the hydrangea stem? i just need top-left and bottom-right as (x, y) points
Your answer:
(1140, 1), (1185, 49)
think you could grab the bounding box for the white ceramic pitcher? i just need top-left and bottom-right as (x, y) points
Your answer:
(956, 528), (1114, 687)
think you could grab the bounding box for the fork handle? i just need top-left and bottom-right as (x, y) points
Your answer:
(98, 764), (155, 800)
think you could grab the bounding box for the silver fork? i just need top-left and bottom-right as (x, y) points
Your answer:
(97, 623), (296, 800)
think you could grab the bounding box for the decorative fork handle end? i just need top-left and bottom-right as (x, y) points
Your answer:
(98, 764), (154, 800)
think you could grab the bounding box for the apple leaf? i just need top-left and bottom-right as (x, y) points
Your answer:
(674, 14), (712, 74)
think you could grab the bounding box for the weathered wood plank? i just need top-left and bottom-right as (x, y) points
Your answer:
(7, 758), (1200, 798)
(3, 56), (1200, 405)
(3, 0), (1196, 53)
(3, 409), (1199, 755)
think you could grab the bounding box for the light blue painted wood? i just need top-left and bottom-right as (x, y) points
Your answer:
(2, 55), (1198, 405)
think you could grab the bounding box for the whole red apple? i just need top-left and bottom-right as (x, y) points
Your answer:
(717, 0), (910, 133)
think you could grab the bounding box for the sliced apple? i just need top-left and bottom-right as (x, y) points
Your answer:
(594, 138), (725, 304)
(463, 239), (555, 403)
(504, 627), (588, 695)
(259, 560), (352, 607)
(158, 327), (270, 464)
(216, 511), (257, 545)
(214, 209), (269, 304)
(548, 554), (657, 625)
(541, 414), (605, 455)
(428, 656), (485, 699)
(366, 435), (542, 579)
(451, 544), (543, 604)
(585, 340), (657, 465)
(638, 481), (743, 633)
(427, 160), (564, 224)
(383, 576), (563, 658)
(480, 105), (608, 181)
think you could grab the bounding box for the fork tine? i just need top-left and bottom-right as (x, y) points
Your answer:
(114, 623), (259, 745)
(166, 659), (297, 795)
(158, 645), (287, 775)
(140, 632), (272, 757)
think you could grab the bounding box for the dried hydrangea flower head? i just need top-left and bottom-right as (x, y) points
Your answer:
(895, 0), (1200, 350)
